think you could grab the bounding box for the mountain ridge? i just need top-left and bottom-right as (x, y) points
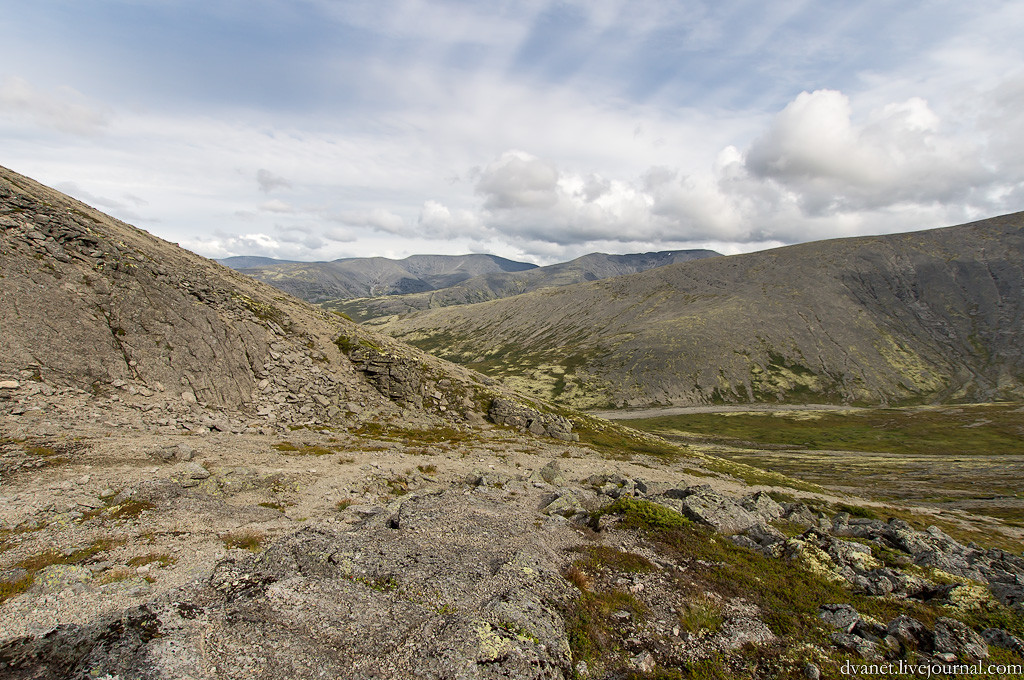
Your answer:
(380, 213), (1024, 409)
(221, 253), (537, 304)
(329, 248), (722, 321)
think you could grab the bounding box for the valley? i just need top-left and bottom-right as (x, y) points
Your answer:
(618, 402), (1024, 532)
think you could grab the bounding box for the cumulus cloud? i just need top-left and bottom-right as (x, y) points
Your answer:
(745, 89), (991, 214)
(0, 76), (108, 135)
(417, 200), (481, 238)
(476, 151), (560, 210)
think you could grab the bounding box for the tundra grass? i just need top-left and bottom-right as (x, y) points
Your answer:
(624, 403), (1024, 525)
(623, 403), (1024, 457)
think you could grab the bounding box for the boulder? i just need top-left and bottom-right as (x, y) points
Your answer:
(818, 604), (860, 633)
(885, 615), (932, 652)
(539, 460), (565, 486)
(740, 491), (784, 521)
(676, 487), (759, 535)
(831, 632), (883, 661)
(933, 617), (988, 661)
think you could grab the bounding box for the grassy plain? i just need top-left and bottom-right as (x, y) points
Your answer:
(622, 403), (1024, 526)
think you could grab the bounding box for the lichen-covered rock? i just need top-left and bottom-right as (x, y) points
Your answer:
(488, 398), (577, 441)
(933, 617), (988, 661)
(32, 565), (92, 594)
(673, 486), (760, 535)
(539, 460), (565, 486)
(740, 491), (784, 521)
(818, 604), (861, 633)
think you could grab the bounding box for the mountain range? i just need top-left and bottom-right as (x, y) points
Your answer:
(219, 253), (538, 305)
(377, 214), (1024, 409)
(221, 249), (720, 321)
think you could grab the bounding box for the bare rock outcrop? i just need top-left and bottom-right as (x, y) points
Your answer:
(488, 398), (577, 441)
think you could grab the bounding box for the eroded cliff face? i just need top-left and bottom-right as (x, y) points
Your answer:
(0, 165), (514, 430)
(381, 214), (1024, 408)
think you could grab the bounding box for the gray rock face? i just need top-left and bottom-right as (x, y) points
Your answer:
(740, 491), (784, 520)
(0, 165), (506, 431)
(349, 346), (424, 408)
(487, 398), (577, 441)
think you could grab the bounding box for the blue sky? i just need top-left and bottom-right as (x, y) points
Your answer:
(2, 0), (1023, 263)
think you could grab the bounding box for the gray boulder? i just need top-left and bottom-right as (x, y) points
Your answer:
(885, 615), (932, 653)
(674, 486), (759, 535)
(818, 604), (860, 633)
(983, 628), (1024, 657)
(740, 491), (784, 521)
(933, 617), (988, 661)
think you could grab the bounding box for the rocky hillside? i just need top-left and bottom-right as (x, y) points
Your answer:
(381, 214), (1024, 408)
(1, 165), (1023, 679)
(224, 253), (537, 304)
(329, 249), (721, 321)
(0, 165), (535, 433)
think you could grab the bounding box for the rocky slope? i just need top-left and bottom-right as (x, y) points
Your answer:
(381, 214), (1024, 408)
(329, 249), (721, 321)
(0, 164), (537, 432)
(224, 253), (537, 304)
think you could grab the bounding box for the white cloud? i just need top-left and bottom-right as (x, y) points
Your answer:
(4, 3), (1024, 264)
(744, 89), (991, 215)
(417, 200), (481, 238)
(0, 76), (108, 135)
(259, 199), (294, 213)
(477, 151), (560, 210)
(327, 208), (407, 235)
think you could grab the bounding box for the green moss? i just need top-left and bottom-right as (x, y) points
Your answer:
(231, 293), (287, 326)
(221, 529), (264, 551)
(107, 500), (155, 520)
(354, 574), (399, 592)
(0, 574), (33, 604)
(386, 475), (409, 497)
(595, 497), (690, 531)
(334, 335), (356, 353)
(677, 595), (725, 634)
(574, 420), (686, 460)
(127, 552), (175, 568)
(569, 545), (657, 574)
(5, 538), (121, 603)
(273, 441), (333, 456)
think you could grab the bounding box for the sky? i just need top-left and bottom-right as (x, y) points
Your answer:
(2, 0), (1023, 264)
